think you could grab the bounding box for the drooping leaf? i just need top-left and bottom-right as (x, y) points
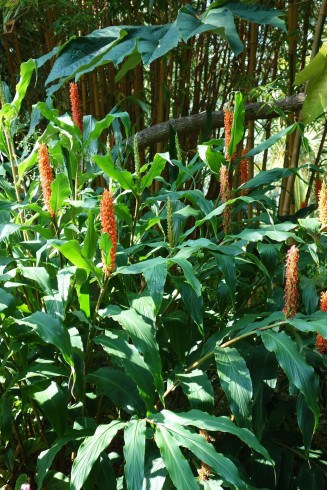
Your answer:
(87, 367), (146, 415)
(32, 382), (67, 436)
(19, 266), (53, 295)
(50, 173), (70, 214)
(123, 419), (146, 490)
(177, 369), (214, 412)
(297, 392), (315, 452)
(155, 425), (198, 490)
(98, 307), (164, 399)
(82, 211), (97, 260)
(294, 43), (327, 124)
(94, 331), (155, 410)
(150, 409), (273, 464)
(260, 329), (319, 426)
(243, 124), (297, 161)
(37, 433), (89, 490)
(161, 422), (248, 489)
(70, 420), (126, 490)
(215, 346), (253, 426)
(143, 262), (167, 313)
(16, 312), (73, 367)
(93, 154), (136, 193)
(140, 153), (167, 190)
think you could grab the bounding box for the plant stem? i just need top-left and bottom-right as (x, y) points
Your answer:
(155, 320), (285, 409)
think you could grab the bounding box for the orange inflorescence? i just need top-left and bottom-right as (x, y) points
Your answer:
(282, 245), (299, 318)
(220, 164), (232, 234)
(314, 178), (322, 203)
(100, 189), (117, 276)
(38, 143), (54, 217)
(69, 82), (83, 132)
(316, 291), (327, 354)
(320, 291), (327, 312)
(318, 180), (327, 226)
(300, 201), (307, 209)
(224, 108), (234, 161)
(239, 148), (249, 195)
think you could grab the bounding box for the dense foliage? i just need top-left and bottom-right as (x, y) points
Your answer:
(0, 1), (327, 489)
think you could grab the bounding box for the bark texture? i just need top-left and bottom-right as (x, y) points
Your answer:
(130, 93), (305, 149)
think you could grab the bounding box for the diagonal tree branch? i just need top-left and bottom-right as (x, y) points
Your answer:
(130, 93), (305, 149)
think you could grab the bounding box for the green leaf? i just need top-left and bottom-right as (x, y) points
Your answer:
(37, 432), (90, 490)
(19, 266), (53, 295)
(294, 43), (327, 123)
(84, 111), (130, 145)
(99, 307), (164, 399)
(140, 153), (167, 190)
(150, 409), (273, 464)
(162, 423), (247, 489)
(16, 312), (73, 367)
(12, 59), (37, 114)
(297, 393), (315, 451)
(32, 382), (67, 436)
(70, 420), (126, 490)
(287, 312), (326, 338)
(225, 1), (286, 32)
(51, 240), (102, 282)
(50, 174), (70, 214)
(93, 155), (136, 193)
(243, 124), (297, 160)
(94, 331), (155, 410)
(174, 277), (203, 331)
(300, 276), (318, 314)
(215, 346), (253, 426)
(117, 257), (167, 275)
(0, 288), (15, 314)
(82, 211), (97, 260)
(177, 369), (214, 412)
(143, 263), (167, 313)
(260, 330), (319, 427)
(155, 425), (198, 490)
(85, 453), (116, 490)
(170, 257), (201, 297)
(214, 254), (236, 303)
(0, 223), (21, 242)
(227, 92), (245, 159)
(87, 367), (146, 415)
(123, 419), (146, 490)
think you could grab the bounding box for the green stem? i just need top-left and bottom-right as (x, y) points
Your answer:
(130, 193), (141, 247)
(155, 320), (285, 409)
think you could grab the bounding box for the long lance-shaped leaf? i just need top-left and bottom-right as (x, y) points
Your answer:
(123, 419), (146, 490)
(99, 307), (164, 400)
(70, 420), (125, 490)
(150, 409), (273, 465)
(94, 332), (155, 410)
(37, 431), (90, 490)
(215, 346), (253, 427)
(259, 330), (319, 427)
(16, 312), (73, 368)
(161, 423), (248, 489)
(155, 425), (199, 490)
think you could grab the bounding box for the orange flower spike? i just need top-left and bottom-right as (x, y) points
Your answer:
(314, 178), (322, 203)
(219, 164), (232, 234)
(315, 291), (327, 354)
(318, 180), (327, 226)
(282, 245), (299, 318)
(69, 82), (83, 132)
(224, 108), (233, 161)
(38, 143), (54, 217)
(239, 148), (249, 195)
(100, 189), (117, 276)
(320, 291), (327, 312)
